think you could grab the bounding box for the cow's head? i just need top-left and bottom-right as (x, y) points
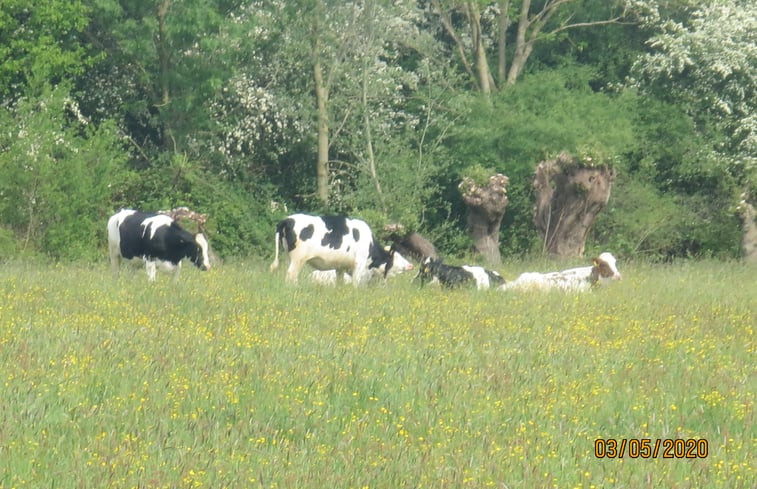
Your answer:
(367, 239), (395, 278)
(191, 233), (211, 271)
(416, 256), (440, 287)
(591, 252), (621, 284)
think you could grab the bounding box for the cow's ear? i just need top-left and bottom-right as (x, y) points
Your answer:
(592, 258), (599, 266)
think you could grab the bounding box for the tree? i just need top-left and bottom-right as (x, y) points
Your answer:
(427, 0), (630, 95)
(459, 173), (509, 264)
(0, 84), (129, 258)
(0, 0), (92, 99)
(442, 68), (635, 255)
(630, 0), (757, 192)
(626, 0), (756, 259)
(79, 0), (229, 159)
(532, 152), (614, 256)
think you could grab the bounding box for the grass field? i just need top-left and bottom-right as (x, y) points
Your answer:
(0, 258), (754, 488)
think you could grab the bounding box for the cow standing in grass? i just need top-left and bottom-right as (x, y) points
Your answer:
(417, 257), (506, 290)
(107, 209), (211, 282)
(270, 214), (396, 285)
(502, 252), (621, 292)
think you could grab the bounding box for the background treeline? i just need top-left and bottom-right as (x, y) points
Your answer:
(1, 0), (754, 261)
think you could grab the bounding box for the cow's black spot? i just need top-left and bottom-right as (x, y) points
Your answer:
(320, 216), (349, 249)
(352, 228), (360, 242)
(299, 224), (314, 241)
(277, 218), (297, 252)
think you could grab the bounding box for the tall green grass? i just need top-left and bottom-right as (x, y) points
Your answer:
(0, 259), (754, 488)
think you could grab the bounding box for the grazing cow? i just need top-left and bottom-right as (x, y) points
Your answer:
(270, 214), (395, 285)
(417, 257), (506, 290)
(107, 209), (211, 282)
(309, 247), (414, 285)
(502, 252), (621, 292)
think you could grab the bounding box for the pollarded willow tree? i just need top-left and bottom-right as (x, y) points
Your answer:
(459, 173), (509, 264)
(533, 152), (615, 256)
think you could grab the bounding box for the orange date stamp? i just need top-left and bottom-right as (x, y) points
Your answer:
(594, 438), (709, 459)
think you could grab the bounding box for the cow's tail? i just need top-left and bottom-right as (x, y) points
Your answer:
(270, 225), (282, 272)
(270, 219), (292, 272)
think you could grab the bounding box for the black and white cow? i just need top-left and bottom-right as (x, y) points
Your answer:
(270, 214), (395, 285)
(107, 209), (211, 282)
(417, 257), (506, 290)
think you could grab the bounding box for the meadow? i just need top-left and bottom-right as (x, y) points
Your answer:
(0, 258), (754, 488)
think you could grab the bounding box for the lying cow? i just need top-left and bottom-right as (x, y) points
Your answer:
(309, 247), (414, 285)
(107, 208), (211, 282)
(502, 252), (621, 292)
(417, 257), (506, 290)
(270, 213), (396, 285)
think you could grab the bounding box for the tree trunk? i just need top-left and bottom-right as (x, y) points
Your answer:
(469, 2), (494, 97)
(737, 194), (757, 263)
(459, 174), (509, 264)
(313, 57), (329, 204)
(497, 0), (510, 85)
(533, 152), (615, 256)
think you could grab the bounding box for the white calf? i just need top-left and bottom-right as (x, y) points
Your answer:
(502, 252), (621, 292)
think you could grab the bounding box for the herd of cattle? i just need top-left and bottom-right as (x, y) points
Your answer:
(108, 209), (622, 291)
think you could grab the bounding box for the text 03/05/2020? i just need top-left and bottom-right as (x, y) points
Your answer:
(594, 438), (709, 459)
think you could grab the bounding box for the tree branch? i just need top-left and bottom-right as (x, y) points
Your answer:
(430, 0), (478, 89)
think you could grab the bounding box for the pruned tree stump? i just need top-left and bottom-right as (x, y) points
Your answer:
(459, 173), (509, 265)
(532, 152), (614, 256)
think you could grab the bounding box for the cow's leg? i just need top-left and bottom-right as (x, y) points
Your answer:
(351, 265), (369, 286)
(145, 260), (157, 282)
(171, 262), (182, 283)
(285, 260), (303, 283)
(109, 243), (121, 279)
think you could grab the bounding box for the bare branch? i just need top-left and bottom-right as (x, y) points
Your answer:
(551, 16), (630, 35)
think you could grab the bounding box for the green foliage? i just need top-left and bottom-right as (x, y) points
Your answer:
(590, 94), (743, 259)
(631, 0), (757, 193)
(460, 163), (496, 186)
(340, 143), (453, 233)
(0, 84), (130, 260)
(0, 226), (22, 258)
(198, 182), (279, 259)
(115, 153), (279, 258)
(593, 173), (742, 259)
(0, 0), (92, 98)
